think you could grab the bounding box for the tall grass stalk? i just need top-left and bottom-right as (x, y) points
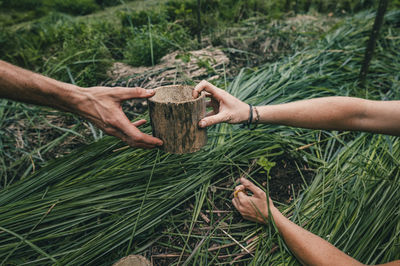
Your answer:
(148, 16), (155, 67)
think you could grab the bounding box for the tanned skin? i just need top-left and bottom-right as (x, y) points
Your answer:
(194, 80), (400, 266)
(0, 60), (163, 148)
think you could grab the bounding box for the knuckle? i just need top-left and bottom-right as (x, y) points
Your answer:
(103, 127), (114, 135)
(134, 134), (144, 143)
(261, 194), (267, 200)
(104, 117), (118, 126)
(225, 114), (232, 122)
(131, 87), (143, 95)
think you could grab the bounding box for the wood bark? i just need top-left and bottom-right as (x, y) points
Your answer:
(148, 85), (207, 154)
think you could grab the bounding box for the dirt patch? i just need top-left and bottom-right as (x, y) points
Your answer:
(106, 46), (230, 89)
(258, 156), (314, 203)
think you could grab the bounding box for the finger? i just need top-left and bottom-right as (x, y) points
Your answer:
(132, 119), (147, 127)
(198, 112), (227, 128)
(106, 126), (154, 149)
(233, 189), (245, 199)
(205, 111), (216, 117)
(118, 117), (163, 147)
(133, 142), (156, 149)
(128, 135), (159, 149)
(240, 178), (265, 198)
(103, 126), (128, 142)
(236, 189), (247, 202)
(96, 116), (159, 149)
(232, 198), (240, 211)
(193, 80), (224, 101)
(234, 185), (245, 191)
(233, 185), (244, 198)
(114, 87), (156, 101)
(136, 132), (164, 147)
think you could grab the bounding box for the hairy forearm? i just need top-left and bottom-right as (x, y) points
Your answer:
(256, 97), (400, 136)
(0, 60), (84, 112)
(270, 207), (363, 266)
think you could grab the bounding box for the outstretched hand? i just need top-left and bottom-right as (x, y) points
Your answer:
(193, 80), (249, 128)
(232, 178), (275, 224)
(76, 86), (163, 149)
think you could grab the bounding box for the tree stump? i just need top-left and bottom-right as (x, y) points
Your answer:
(148, 85), (207, 154)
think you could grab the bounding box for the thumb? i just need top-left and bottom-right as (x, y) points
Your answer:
(198, 112), (226, 128)
(132, 119), (147, 127)
(240, 178), (265, 198)
(115, 87), (156, 101)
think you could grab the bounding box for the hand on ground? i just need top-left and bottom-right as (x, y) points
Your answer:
(193, 80), (249, 128)
(232, 178), (275, 224)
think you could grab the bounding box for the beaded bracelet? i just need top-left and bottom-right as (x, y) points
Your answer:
(253, 106), (260, 125)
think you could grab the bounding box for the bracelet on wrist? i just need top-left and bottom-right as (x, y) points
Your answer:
(253, 106), (260, 124)
(240, 104), (259, 130)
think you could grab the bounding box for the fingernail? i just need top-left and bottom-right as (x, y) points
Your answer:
(146, 89), (155, 94)
(199, 121), (206, 128)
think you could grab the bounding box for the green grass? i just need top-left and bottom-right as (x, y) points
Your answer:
(0, 2), (341, 186)
(0, 10), (399, 265)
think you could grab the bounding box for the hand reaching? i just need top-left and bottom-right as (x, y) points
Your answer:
(232, 178), (275, 224)
(193, 80), (249, 128)
(76, 86), (163, 149)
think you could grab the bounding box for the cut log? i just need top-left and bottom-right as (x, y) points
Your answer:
(148, 85), (207, 154)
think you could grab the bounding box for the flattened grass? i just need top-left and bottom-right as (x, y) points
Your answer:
(0, 10), (399, 265)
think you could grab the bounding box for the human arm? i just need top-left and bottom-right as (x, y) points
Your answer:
(193, 80), (400, 136)
(0, 60), (163, 148)
(232, 178), (400, 266)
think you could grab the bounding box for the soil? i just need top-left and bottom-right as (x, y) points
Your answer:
(147, 155), (315, 265)
(105, 46), (230, 89)
(263, 156), (314, 203)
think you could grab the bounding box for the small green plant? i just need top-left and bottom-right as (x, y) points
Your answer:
(257, 156), (276, 179)
(175, 52), (192, 63)
(196, 58), (216, 74)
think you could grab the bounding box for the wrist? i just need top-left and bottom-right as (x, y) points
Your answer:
(239, 104), (260, 128)
(261, 204), (276, 219)
(237, 102), (250, 123)
(29, 70), (86, 113)
(55, 84), (87, 114)
(269, 206), (286, 230)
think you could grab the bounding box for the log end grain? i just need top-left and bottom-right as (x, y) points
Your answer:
(148, 85), (207, 154)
